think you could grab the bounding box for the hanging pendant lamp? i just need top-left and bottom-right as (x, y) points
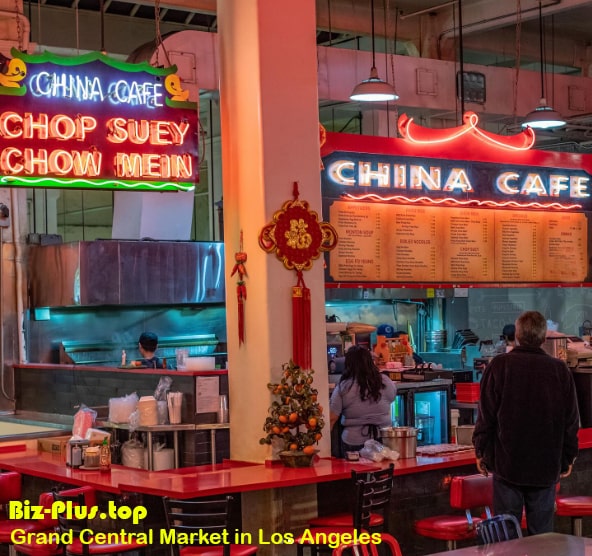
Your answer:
(350, 0), (399, 102)
(521, 1), (565, 130)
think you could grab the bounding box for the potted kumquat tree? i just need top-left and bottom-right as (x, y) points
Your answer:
(260, 360), (324, 467)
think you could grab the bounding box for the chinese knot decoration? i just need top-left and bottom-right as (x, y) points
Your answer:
(230, 230), (248, 345)
(259, 182), (338, 369)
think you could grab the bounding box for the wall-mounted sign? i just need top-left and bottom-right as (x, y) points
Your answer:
(0, 49), (198, 192)
(321, 113), (592, 286)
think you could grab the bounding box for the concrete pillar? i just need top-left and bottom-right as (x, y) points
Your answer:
(217, 0), (330, 466)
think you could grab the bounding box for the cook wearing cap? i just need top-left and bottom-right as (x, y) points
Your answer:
(135, 332), (162, 369)
(502, 324), (516, 352)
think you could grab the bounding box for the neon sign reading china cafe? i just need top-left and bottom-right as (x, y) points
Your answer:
(321, 112), (592, 212)
(0, 49), (198, 192)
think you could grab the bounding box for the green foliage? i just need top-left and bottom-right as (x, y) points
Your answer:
(259, 360), (325, 452)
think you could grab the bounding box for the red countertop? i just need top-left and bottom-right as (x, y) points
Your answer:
(5, 430), (590, 499)
(0, 445), (476, 498)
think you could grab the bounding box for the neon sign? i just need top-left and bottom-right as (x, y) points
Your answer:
(324, 156), (591, 206)
(0, 49), (198, 192)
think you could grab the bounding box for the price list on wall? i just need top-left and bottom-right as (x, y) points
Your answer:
(328, 200), (589, 283)
(443, 209), (495, 282)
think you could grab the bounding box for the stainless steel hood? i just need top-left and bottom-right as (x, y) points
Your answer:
(28, 240), (225, 307)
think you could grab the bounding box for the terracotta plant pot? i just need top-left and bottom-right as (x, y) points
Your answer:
(279, 450), (319, 468)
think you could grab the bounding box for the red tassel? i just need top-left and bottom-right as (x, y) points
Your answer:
(237, 283), (246, 345)
(292, 272), (312, 369)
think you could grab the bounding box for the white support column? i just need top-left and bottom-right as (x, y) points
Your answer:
(217, 0), (330, 464)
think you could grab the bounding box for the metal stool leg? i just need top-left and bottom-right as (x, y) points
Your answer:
(573, 517), (583, 536)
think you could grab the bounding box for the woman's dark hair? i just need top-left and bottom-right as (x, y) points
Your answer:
(340, 345), (384, 402)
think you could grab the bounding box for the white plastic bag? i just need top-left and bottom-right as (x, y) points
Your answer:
(108, 392), (139, 423)
(360, 439), (388, 462)
(121, 438), (146, 469)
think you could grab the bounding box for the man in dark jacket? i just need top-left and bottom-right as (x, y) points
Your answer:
(473, 310), (580, 535)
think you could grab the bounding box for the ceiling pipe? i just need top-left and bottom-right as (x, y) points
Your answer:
(436, 0), (562, 43)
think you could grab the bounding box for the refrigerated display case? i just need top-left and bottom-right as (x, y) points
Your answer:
(391, 380), (452, 445)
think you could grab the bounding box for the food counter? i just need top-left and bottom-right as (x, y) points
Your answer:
(12, 363), (230, 466)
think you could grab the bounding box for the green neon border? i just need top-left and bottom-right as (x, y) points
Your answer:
(12, 48), (174, 76)
(0, 175), (196, 192)
(8, 48), (199, 110)
(0, 85), (26, 96)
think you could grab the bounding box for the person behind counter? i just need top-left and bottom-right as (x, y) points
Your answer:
(135, 332), (162, 369)
(502, 323), (516, 352)
(473, 310), (580, 536)
(329, 345), (396, 454)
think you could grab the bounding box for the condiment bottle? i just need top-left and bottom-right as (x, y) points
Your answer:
(99, 438), (111, 472)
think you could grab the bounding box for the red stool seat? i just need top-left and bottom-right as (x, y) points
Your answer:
(13, 536), (62, 556)
(414, 473), (493, 551)
(297, 527), (367, 541)
(309, 512), (385, 528)
(66, 538), (148, 556)
(179, 547), (258, 556)
(414, 515), (482, 541)
(0, 520), (51, 542)
(556, 495), (592, 515)
(555, 494), (592, 536)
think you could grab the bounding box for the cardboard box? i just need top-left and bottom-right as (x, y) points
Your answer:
(37, 435), (71, 459)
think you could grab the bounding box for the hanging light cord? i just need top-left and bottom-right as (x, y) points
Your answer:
(370, 0), (377, 69)
(154, 0), (172, 67)
(537, 0), (545, 99)
(512, 0), (521, 120)
(99, 0), (105, 53)
(458, 0), (465, 120)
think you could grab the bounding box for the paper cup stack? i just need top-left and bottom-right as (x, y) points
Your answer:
(167, 392), (183, 424)
(138, 396), (158, 426)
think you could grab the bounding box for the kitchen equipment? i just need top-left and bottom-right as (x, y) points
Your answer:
(380, 426), (417, 458)
(456, 425), (475, 446)
(479, 340), (496, 357)
(542, 332), (568, 362)
(185, 356), (216, 371)
(426, 330), (447, 351)
(175, 348), (189, 370)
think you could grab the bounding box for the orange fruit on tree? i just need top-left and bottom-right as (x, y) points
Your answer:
(272, 426), (281, 434)
(289, 412), (298, 423)
(303, 445), (316, 455)
(308, 417), (317, 428)
(289, 443), (298, 451)
(278, 414), (288, 423)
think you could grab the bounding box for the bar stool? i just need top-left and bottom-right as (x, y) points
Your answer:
(0, 471), (22, 520)
(162, 495), (258, 556)
(414, 473), (493, 551)
(332, 532), (403, 556)
(296, 464), (395, 556)
(307, 464), (395, 532)
(51, 488), (147, 556)
(0, 473), (52, 556)
(555, 492), (592, 536)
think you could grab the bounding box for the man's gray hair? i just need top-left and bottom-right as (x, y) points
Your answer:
(515, 311), (547, 347)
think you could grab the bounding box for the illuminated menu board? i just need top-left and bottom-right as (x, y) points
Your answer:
(328, 201), (589, 283)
